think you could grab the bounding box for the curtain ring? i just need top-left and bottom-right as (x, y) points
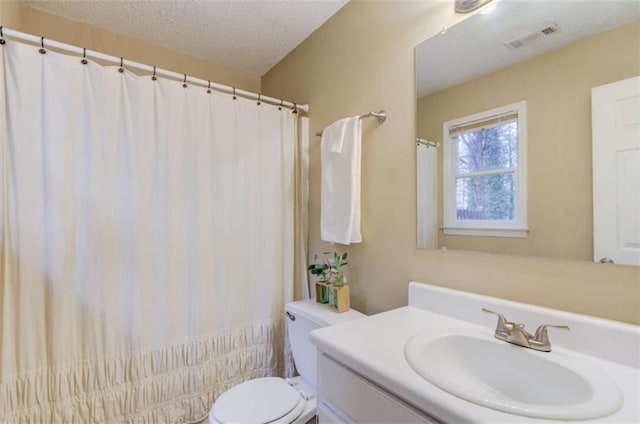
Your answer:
(182, 73), (188, 88)
(81, 48), (88, 65)
(292, 103), (298, 114)
(118, 57), (124, 73)
(278, 99), (283, 110)
(207, 80), (212, 94)
(257, 94), (261, 106)
(0, 26), (5, 45)
(232, 87), (237, 100)
(39, 36), (46, 54)
(151, 66), (157, 81)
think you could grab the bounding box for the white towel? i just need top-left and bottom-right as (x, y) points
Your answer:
(321, 116), (363, 244)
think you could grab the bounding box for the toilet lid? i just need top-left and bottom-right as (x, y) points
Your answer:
(212, 377), (304, 424)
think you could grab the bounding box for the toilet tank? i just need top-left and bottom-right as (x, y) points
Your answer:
(285, 300), (365, 389)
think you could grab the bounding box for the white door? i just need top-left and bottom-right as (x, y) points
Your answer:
(592, 76), (640, 266)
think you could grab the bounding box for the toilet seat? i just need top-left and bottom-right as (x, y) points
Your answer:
(211, 377), (306, 424)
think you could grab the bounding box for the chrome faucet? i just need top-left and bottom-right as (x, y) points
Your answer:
(482, 308), (569, 352)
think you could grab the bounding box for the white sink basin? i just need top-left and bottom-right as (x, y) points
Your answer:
(404, 330), (623, 420)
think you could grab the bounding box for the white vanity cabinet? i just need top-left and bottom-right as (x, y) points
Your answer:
(316, 353), (439, 424)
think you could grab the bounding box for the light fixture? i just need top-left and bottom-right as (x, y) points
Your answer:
(455, 0), (493, 13)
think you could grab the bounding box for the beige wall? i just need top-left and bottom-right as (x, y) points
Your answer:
(263, 1), (640, 324)
(417, 21), (639, 261)
(0, 1), (260, 92)
(2, 1), (638, 324)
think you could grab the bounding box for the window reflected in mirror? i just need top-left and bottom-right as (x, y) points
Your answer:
(443, 102), (527, 238)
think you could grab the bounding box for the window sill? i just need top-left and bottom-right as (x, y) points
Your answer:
(442, 227), (529, 238)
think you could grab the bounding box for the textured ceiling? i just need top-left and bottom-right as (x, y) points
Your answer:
(416, 0), (640, 97)
(25, 0), (348, 76)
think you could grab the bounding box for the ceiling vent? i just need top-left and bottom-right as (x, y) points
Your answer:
(504, 23), (561, 50)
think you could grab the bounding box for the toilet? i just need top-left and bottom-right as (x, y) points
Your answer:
(208, 299), (365, 424)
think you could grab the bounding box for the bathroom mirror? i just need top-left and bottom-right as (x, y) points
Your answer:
(415, 0), (640, 264)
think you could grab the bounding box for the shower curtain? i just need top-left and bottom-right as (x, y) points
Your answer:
(0, 40), (308, 422)
(417, 144), (438, 249)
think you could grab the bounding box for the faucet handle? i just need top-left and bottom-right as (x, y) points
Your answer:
(482, 308), (510, 332)
(532, 324), (570, 346)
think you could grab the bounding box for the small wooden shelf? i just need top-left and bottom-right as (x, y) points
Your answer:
(315, 282), (350, 313)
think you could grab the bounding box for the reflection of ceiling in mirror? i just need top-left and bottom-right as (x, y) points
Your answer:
(416, 0), (640, 98)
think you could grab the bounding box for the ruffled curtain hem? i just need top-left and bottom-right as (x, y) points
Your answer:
(1, 318), (285, 423)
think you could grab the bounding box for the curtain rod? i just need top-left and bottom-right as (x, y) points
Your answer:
(416, 137), (439, 148)
(315, 110), (386, 136)
(0, 26), (310, 113)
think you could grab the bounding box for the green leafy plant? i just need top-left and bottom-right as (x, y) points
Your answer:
(307, 252), (349, 286)
(307, 259), (329, 282)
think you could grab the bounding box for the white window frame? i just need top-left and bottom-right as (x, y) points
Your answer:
(442, 101), (528, 238)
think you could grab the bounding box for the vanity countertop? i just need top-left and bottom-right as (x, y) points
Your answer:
(310, 283), (640, 423)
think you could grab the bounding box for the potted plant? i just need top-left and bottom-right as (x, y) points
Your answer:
(308, 256), (330, 303)
(307, 252), (350, 311)
(325, 252), (348, 286)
